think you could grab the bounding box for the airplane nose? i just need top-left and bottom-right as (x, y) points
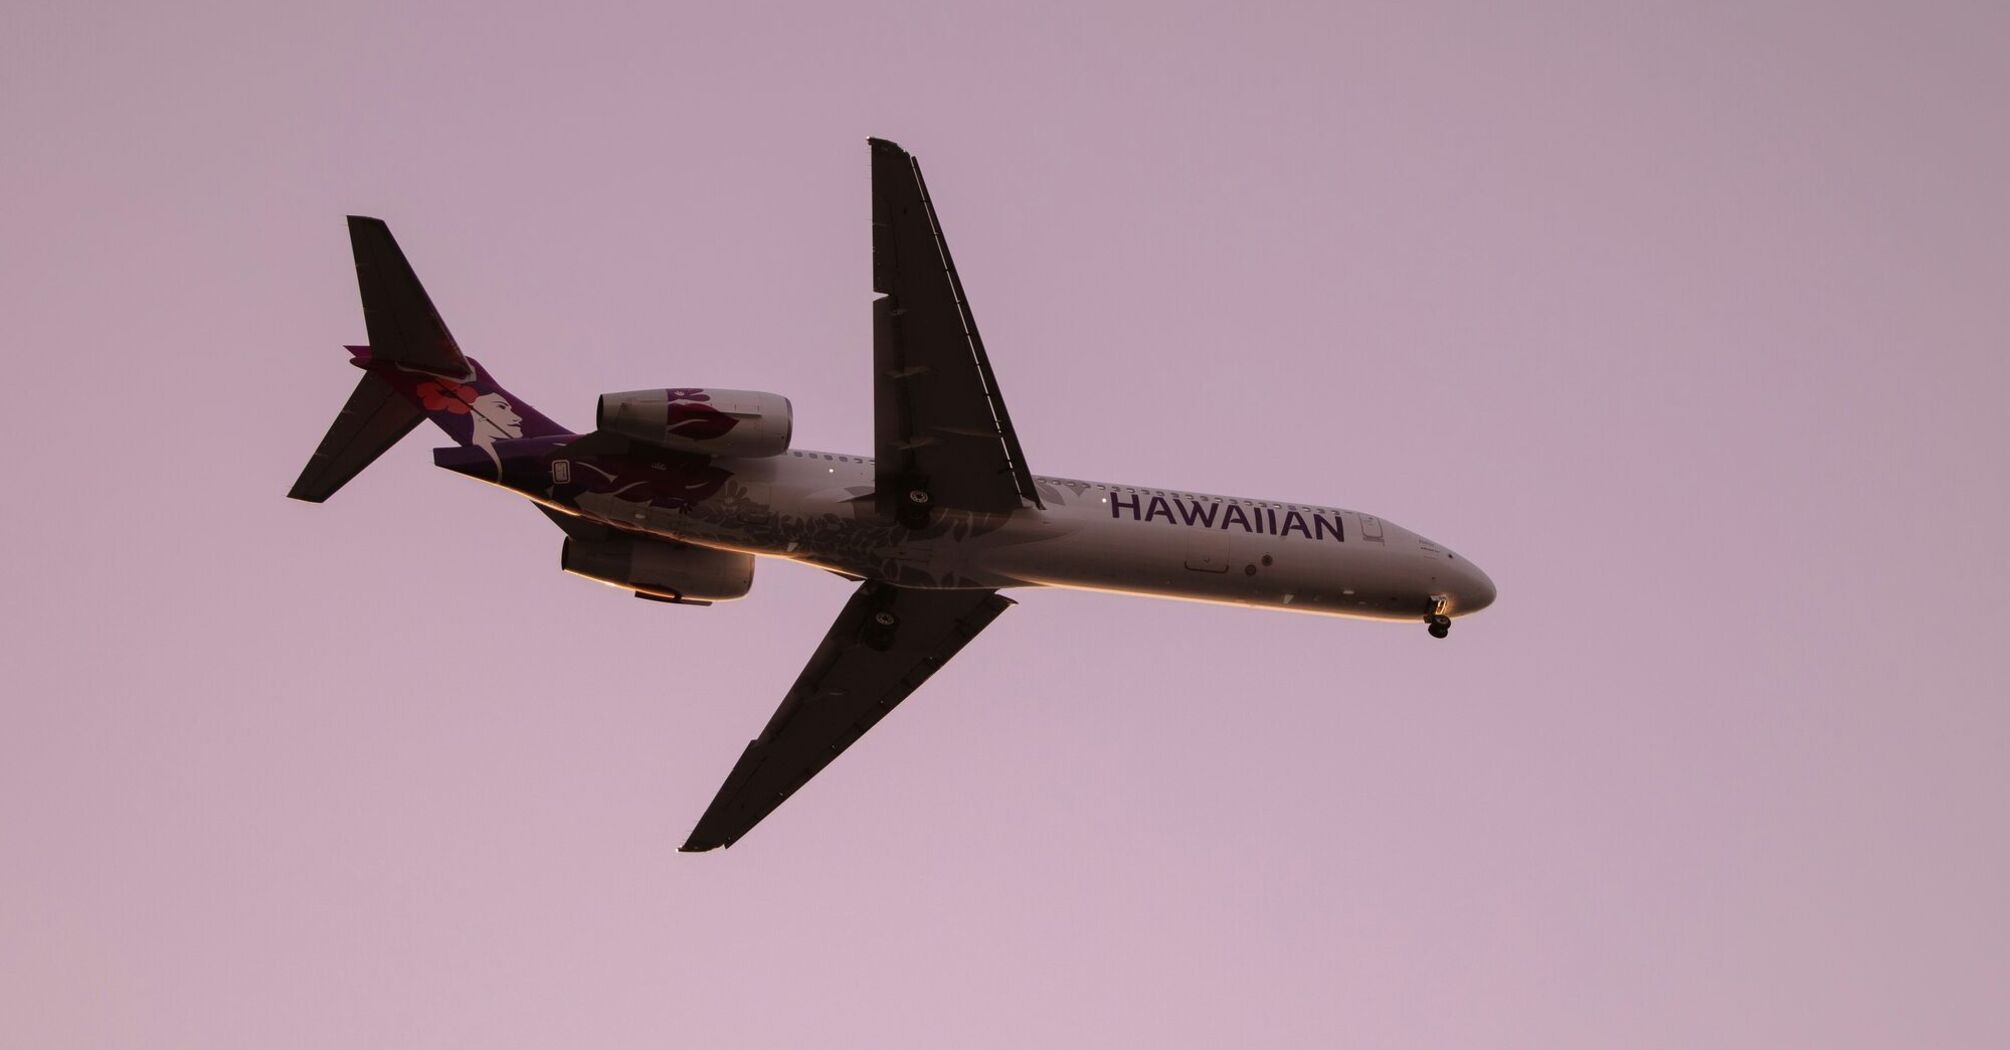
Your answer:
(1454, 560), (1497, 615)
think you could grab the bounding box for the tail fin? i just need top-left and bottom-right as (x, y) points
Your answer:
(347, 215), (474, 378)
(287, 217), (569, 503)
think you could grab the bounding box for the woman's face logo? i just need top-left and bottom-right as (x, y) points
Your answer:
(469, 392), (523, 458)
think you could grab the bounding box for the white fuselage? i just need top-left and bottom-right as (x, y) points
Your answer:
(556, 447), (1497, 623)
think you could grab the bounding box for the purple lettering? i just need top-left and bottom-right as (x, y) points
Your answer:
(1177, 499), (1219, 528)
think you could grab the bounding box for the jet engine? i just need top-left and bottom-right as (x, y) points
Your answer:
(597, 388), (792, 458)
(561, 535), (754, 603)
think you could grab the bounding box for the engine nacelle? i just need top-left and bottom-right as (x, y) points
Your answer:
(560, 536), (754, 603)
(596, 387), (792, 458)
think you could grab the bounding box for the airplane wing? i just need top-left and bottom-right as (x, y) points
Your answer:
(681, 582), (1015, 851)
(870, 137), (1043, 518)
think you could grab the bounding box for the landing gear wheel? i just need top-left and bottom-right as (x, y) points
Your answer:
(1426, 614), (1451, 639)
(872, 610), (899, 629)
(906, 489), (931, 506)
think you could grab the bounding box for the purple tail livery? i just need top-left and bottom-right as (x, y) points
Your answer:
(288, 217), (568, 502)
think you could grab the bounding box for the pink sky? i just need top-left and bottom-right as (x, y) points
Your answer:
(4, 2), (2006, 1046)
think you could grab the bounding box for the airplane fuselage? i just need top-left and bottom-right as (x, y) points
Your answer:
(450, 437), (1497, 624)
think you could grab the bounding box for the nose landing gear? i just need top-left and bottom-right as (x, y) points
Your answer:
(1425, 596), (1451, 639)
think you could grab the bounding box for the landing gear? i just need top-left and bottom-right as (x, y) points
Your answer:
(1425, 596), (1452, 639)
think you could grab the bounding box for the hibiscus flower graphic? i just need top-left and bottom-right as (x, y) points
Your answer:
(658, 388), (738, 442)
(664, 401), (737, 441)
(417, 378), (479, 414)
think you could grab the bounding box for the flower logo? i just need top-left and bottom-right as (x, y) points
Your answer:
(664, 401), (737, 440)
(661, 388), (737, 441)
(417, 379), (479, 414)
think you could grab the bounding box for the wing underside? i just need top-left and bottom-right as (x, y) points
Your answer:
(870, 138), (1041, 516)
(681, 582), (1014, 851)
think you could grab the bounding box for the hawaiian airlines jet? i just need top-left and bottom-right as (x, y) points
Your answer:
(289, 138), (1496, 850)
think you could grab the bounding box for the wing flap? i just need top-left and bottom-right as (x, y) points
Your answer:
(680, 583), (1014, 851)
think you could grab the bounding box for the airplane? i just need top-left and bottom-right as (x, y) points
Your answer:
(289, 137), (1496, 851)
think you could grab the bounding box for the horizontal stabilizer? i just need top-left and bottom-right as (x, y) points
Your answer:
(286, 370), (426, 502)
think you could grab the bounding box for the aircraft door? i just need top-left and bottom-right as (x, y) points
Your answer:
(1183, 522), (1230, 573)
